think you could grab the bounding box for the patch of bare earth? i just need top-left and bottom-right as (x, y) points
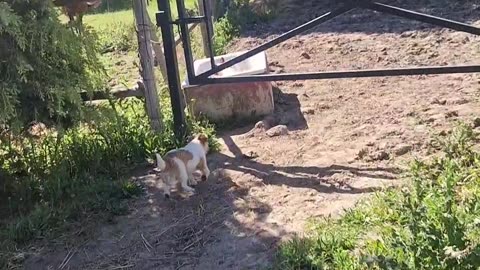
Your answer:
(23, 1), (480, 269)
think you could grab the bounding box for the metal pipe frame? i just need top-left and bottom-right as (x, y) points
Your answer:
(156, 0), (187, 140)
(176, 0), (196, 83)
(198, 65), (480, 84)
(169, 0), (480, 85)
(202, 0), (216, 69)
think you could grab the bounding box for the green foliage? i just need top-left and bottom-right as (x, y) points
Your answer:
(274, 124), (480, 270)
(97, 21), (137, 52)
(95, 0), (133, 13)
(0, 0), (104, 129)
(213, 16), (239, 54)
(0, 100), (217, 270)
(213, 0), (276, 54)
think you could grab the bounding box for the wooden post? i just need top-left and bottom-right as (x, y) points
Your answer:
(133, 0), (162, 132)
(197, 0), (211, 58)
(144, 9), (168, 81)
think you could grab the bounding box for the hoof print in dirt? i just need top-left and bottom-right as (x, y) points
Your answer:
(266, 125), (289, 137)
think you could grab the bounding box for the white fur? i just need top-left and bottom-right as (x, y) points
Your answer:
(155, 137), (210, 197)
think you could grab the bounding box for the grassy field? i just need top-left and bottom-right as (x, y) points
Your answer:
(84, 0), (196, 29)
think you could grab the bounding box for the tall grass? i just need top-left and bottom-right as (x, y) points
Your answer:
(274, 124), (480, 270)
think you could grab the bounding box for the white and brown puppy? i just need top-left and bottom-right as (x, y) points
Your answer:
(154, 134), (210, 198)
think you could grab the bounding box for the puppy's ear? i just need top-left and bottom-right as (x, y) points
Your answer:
(197, 133), (208, 146)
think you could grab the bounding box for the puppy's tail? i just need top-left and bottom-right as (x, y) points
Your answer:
(155, 153), (166, 170)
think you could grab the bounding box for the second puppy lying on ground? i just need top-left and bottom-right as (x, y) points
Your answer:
(154, 134), (210, 198)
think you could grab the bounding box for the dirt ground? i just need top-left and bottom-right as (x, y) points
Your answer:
(23, 1), (480, 269)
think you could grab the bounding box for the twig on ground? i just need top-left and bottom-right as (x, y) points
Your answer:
(141, 233), (153, 252)
(154, 214), (193, 242)
(58, 248), (77, 270)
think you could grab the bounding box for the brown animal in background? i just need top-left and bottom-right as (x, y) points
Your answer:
(53, 0), (102, 25)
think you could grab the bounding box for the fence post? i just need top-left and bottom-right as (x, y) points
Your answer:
(144, 9), (168, 82)
(133, 0), (163, 132)
(156, 0), (187, 142)
(197, 0), (211, 58)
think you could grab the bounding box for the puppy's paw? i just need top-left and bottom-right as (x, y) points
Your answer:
(183, 186), (195, 193)
(188, 178), (198, 186)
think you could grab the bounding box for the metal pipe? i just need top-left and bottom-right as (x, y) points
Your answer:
(203, 0), (216, 69)
(363, 2), (480, 35)
(156, 0), (187, 141)
(172, 16), (206, 24)
(190, 65), (480, 84)
(176, 0), (196, 83)
(196, 4), (355, 79)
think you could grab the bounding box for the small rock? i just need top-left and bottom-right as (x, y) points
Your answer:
(473, 117), (480, 128)
(431, 98), (447, 105)
(301, 107), (315, 115)
(254, 120), (268, 130)
(301, 52), (311, 59)
(447, 97), (469, 105)
(266, 125), (288, 137)
(393, 144), (412, 156)
(292, 82), (304, 87)
(445, 111), (459, 118)
(370, 150), (389, 161)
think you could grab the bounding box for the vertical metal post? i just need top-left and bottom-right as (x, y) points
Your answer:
(202, 0), (216, 69)
(156, 0), (187, 141)
(176, 0), (196, 82)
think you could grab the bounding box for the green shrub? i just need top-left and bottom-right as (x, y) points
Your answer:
(0, 1), (104, 129)
(0, 98), (217, 250)
(97, 21), (137, 52)
(274, 124), (480, 270)
(213, 0), (276, 54)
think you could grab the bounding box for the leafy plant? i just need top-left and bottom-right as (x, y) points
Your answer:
(274, 124), (480, 270)
(0, 0), (104, 129)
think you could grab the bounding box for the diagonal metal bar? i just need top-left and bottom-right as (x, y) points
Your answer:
(196, 4), (356, 79)
(190, 65), (480, 84)
(363, 2), (480, 35)
(202, 0), (216, 69)
(176, 0), (196, 83)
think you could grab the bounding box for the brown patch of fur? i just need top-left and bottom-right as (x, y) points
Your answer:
(165, 149), (193, 166)
(197, 134), (208, 146)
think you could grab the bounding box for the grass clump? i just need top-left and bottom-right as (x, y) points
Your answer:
(274, 123), (480, 270)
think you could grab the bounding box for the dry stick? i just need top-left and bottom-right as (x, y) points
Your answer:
(109, 265), (135, 270)
(181, 218), (223, 252)
(175, 261), (191, 270)
(141, 233), (153, 252)
(58, 248), (77, 270)
(154, 214), (193, 239)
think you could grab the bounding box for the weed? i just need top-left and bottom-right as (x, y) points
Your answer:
(274, 123), (480, 270)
